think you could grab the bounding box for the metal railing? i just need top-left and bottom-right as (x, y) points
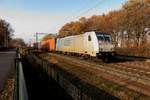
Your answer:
(13, 52), (29, 100)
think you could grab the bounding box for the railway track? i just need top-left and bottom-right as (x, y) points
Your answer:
(48, 53), (150, 96)
(51, 53), (150, 84)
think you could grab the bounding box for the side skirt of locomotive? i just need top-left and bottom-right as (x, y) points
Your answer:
(55, 50), (115, 63)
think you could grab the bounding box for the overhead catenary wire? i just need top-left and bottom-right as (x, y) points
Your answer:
(75, 0), (105, 19)
(50, 0), (105, 33)
(66, 0), (105, 21)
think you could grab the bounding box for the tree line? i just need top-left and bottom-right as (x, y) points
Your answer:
(59, 0), (150, 48)
(0, 19), (14, 48)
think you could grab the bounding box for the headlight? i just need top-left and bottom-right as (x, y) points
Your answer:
(99, 48), (103, 51)
(111, 48), (114, 51)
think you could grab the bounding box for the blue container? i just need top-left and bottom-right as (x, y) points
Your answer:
(57, 37), (61, 51)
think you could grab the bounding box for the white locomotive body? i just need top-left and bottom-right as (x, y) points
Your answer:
(56, 31), (115, 58)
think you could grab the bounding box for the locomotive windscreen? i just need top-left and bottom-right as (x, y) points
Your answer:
(103, 35), (111, 42)
(95, 32), (112, 42)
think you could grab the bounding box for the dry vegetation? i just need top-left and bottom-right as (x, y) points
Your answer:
(37, 52), (150, 100)
(116, 47), (150, 57)
(0, 78), (14, 100)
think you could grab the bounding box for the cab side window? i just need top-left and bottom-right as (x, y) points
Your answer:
(88, 35), (91, 41)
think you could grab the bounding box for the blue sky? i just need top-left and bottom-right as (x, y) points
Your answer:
(0, 0), (127, 43)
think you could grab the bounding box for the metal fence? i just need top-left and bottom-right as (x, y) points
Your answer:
(13, 52), (29, 100)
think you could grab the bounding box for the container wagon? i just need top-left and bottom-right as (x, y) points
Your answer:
(41, 37), (56, 52)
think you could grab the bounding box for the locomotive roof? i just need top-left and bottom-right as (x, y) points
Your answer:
(95, 32), (110, 35)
